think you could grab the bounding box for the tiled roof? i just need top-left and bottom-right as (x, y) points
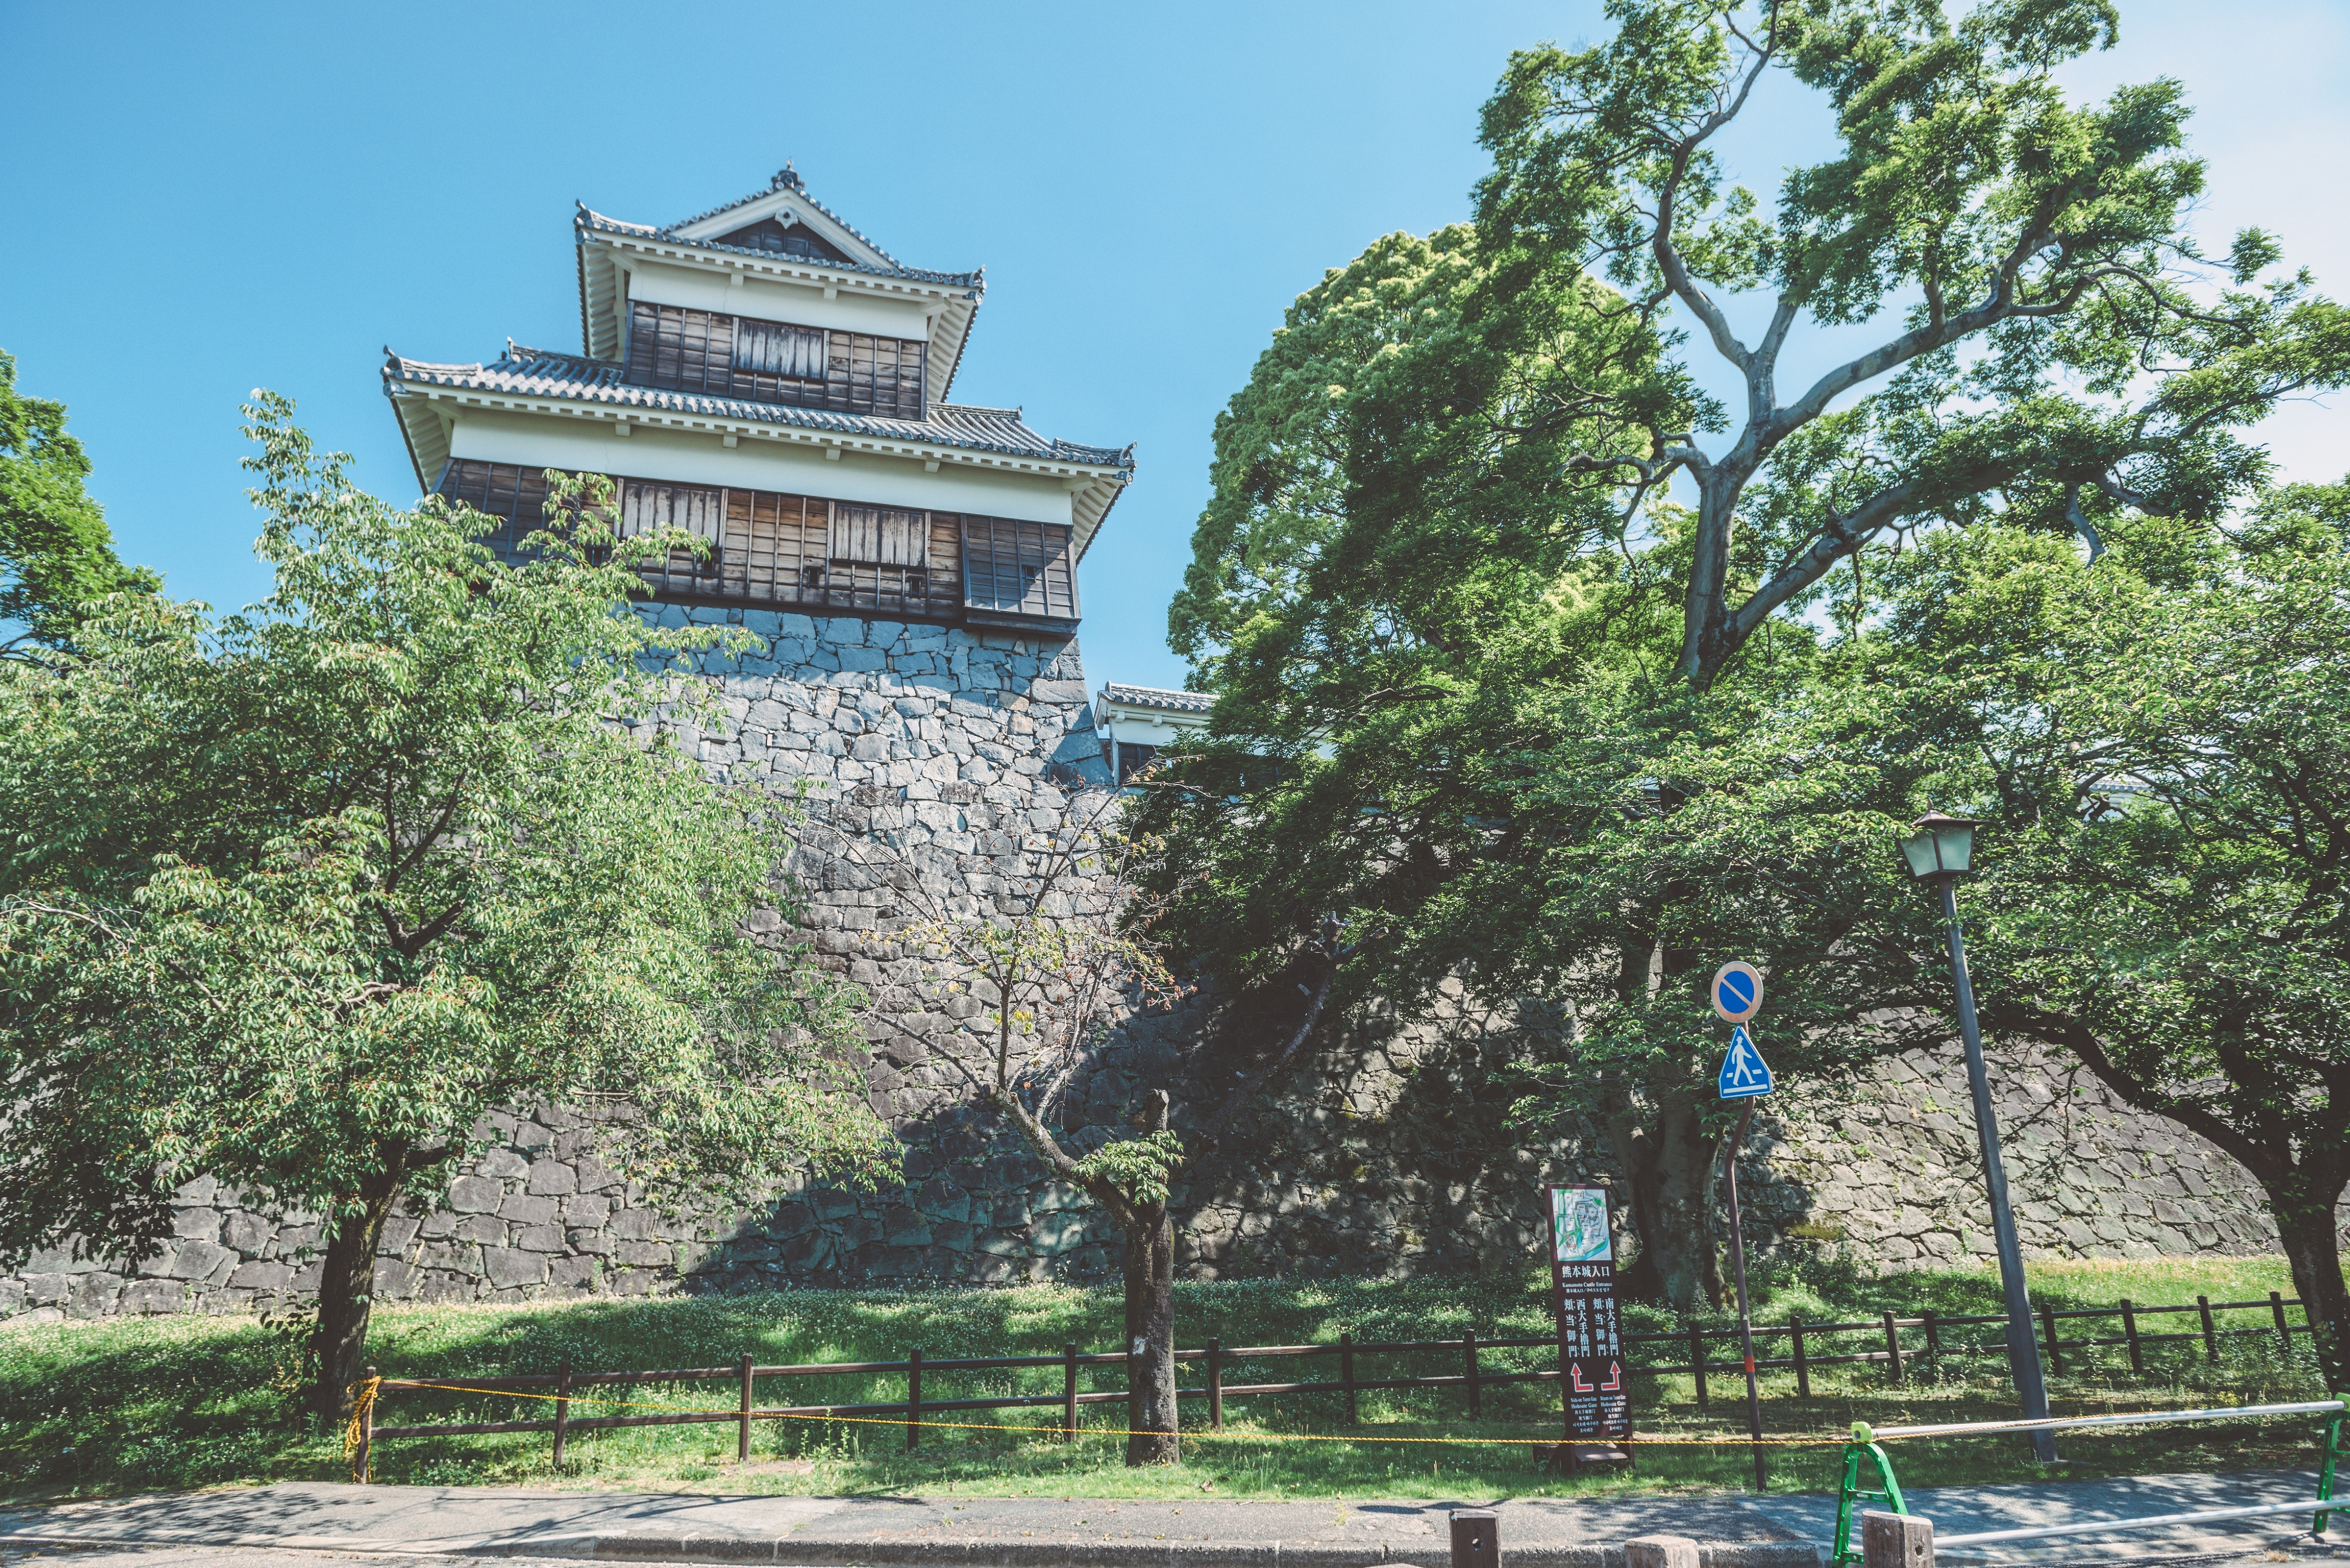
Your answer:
(381, 346), (1133, 471)
(670, 165), (906, 269)
(1101, 684), (1215, 714)
(575, 207), (983, 291)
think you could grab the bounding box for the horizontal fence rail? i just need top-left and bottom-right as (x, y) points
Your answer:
(354, 1290), (2320, 1479)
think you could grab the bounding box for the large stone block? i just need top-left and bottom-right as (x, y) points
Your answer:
(448, 1176), (503, 1213)
(170, 1241), (231, 1280)
(481, 1247), (546, 1289)
(121, 1279), (185, 1314)
(229, 1260), (295, 1290)
(526, 1159), (577, 1196)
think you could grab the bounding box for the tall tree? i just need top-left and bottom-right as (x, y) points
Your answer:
(1152, 231), (1929, 1308)
(1475, 0), (2350, 687)
(0, 350), (156, 657)
(819, 790), (1292, 1464)
(0, 399), (892, 1417)
(1871, 501), (2350, 1391)
(1150, 0), (2350, 1311)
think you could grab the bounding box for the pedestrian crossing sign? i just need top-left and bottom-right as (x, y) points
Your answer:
(1717, 1024), (1773, 1099)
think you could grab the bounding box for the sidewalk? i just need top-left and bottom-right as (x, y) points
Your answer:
(0, 1470), (2337, 1566)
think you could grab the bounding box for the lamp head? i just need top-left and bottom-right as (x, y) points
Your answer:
(1899, 811), (1979, 881)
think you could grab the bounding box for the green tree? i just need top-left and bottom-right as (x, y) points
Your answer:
(1475, 0), (2350, 688)
(0, 399), (892, 1418)
(818, 796), (1193, 1463)
(1873, 503), (2350, 1390)
(1150, 0), (2350, 1311)
(1151, 230), (1933, 1308)
(0, 350), (157, 657)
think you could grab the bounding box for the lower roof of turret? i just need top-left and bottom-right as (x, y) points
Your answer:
(382, 345), (1134, 557)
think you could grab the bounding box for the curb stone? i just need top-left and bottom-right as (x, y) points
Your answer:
(0, 1532), (1824, 1568)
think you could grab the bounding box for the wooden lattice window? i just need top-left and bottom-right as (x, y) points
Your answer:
(825, 331), (923, 420)
(618, 479), (724, 587)
(624, 301), (923, 417)
(624, 302), (734, 396)
(828, 503), (929, 567)
(435, 459), (555, 560)
(733, 318), (827, 381)
(961, 515), (1078, 625)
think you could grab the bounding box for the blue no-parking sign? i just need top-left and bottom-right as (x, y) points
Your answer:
(1718, 1024), (1774, 1099)
(1712, 961), (1764, 1024)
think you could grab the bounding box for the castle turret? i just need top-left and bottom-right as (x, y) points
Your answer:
(382, 166), (1132, 639)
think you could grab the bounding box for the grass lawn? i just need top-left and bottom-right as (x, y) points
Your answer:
(0, 1252), (2333, 1506)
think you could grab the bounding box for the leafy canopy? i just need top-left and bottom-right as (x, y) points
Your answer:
(0, 397), (893, 1271)
(0, 350), (157, 658)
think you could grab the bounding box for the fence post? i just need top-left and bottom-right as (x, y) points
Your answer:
(2040, 1303), (2064, 1375)
(1449, 1508), (1499, 1568)
(2198, 1294), (2218, 1362)
(1861, 1509), (1932, 1568)
(1463, 1330), (1482, 1418)
(2120, 1300), (2143, 1374)
(1340, 1332), (1358, 1425)
(1062, 1342), (1078, 1443)
(1208, 1338), (1224, 1431)
(906, 1347), (922, 1452)
(358, 1365), (377, 1483)
(552, 1360), (571, 1470)
(739, 1353), (754, 1463)
(1790, 1316), (1810, 1401)
(1922, 1310), (1941, 1358)
(1882, 1311), (1903, 1384)
(1688, 1322), (1709, 1409)
(2271, 1291), (2293, 1349)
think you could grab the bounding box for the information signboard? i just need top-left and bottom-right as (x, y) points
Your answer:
(1545, 1185), (1631, 1442)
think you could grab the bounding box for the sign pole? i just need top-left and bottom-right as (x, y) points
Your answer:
(1721, 1097), (1766, 1491)
(1710, 960), (1773, 1492)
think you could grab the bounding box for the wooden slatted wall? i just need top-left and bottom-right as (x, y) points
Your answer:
(434, 462), (1086, 632)
(959, 514), (1078, 625)
(625, 302), (923, 417)
(434, 459), (554, 560)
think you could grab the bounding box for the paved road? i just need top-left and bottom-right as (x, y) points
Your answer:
(0, 1469), (2340, 1566)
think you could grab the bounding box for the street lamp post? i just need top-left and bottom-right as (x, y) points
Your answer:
(1898, 812), (2058, 1464)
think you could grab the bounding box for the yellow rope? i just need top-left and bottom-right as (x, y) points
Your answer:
(342, 1376), (382, 1480)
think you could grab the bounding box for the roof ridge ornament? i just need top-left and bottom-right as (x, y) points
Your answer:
(772, 161), (803, 191)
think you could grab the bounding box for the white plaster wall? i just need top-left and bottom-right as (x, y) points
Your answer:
(1097, 708), (1207, 749)
(446, 410), (1078, 525)
(624, 257), (937, 341)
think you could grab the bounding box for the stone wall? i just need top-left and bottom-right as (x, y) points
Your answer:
(0, 608), (2331, 1327)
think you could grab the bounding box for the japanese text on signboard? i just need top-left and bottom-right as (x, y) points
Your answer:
(1547, 1185), (1630, 1441)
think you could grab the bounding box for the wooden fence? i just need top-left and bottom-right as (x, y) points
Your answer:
(358, 1290), (2317, 1476)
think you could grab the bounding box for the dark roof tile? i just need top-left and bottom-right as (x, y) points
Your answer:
(381, 346), (1132, 471)
(1100, 684), (1215, 714)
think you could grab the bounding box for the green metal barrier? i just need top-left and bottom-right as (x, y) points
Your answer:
(1829, 1401), (2348, 1563)
(1829, 1422), (1907, 1567)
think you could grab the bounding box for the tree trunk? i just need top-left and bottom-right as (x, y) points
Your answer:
(311, 1161), (403, 1422)
(1122, 1201), (1180, 1464)
(2266, 1174), (2350, 1393)
(1609, 1079), (1722, 1314)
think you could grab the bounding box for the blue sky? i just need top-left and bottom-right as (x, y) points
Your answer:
(4, 1), (2343, 693)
